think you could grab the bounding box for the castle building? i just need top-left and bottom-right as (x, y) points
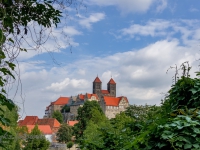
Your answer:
(44, 77), (129, 119)
(93, 77), (129, 118)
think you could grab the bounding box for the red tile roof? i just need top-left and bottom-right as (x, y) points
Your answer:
(19, 116), (39, 126)
(101, 90), (109, 94)
(86, 93), (99, 100)
(79, 94), (85, 100)
(67, 121), (78, 126)
(108, 78), (116, 84)
(54, 97), (70, 105)
(37, 118), (60, 129)
(26, 125), (52, 134)
(19, 117), (60, 131)
(18, 120), (23, 126)
(104, 96), (128, 106)
(93, 76), (101, 83)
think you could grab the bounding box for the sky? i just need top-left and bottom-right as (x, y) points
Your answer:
(10, 0), (200, 119)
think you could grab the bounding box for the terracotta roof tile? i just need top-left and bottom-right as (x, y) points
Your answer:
(17, 120), (23, 126)
(104, 96), (129, 106)
(37, 118), (60, 129)
(26, 125), (52, 134)
(104, 97), (120, 106)
(19, 116), (39, 126)
(108, 78), (116, 84)
(93, 76), (101, 83)
(79, 94), (85, 100)
(86, 93), (99, 100)
(101, 90), (109, 94)
(54, 97), (70, 105)
(67, 121), (78, 126)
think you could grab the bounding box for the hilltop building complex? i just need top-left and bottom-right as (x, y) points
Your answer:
(44, 77), (129, 119)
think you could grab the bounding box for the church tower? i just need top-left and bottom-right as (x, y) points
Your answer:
(93, 76), (102, 99)
(107, 78), (116, 97)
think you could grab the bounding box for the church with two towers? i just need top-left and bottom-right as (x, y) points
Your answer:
(45, 76), (129, 119)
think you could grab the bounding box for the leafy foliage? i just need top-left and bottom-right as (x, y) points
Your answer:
(23, 124), (50, 150)
(0, 0), (62, 149)
(52, 110), (63, 123)
(67, 141), (74, 149)
(73, 101), (104, 141)
(56, 124), (72, 143)
(61, 105), (70, 113)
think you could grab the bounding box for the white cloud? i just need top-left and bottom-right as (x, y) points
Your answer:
(190, 7), (199, 12)
(46, 78), (89, 92)
(63, 26), (82, 36)
(156, 0), (167, 13)
(15, 23), (81, 61)
(120, 19), (200, 46)
(79, 13), (105, 29)
(87, 0), (160, 14)
(121, 20), (171, 38)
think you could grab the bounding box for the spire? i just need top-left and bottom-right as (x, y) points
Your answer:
(93, 76), (102, 83)
(107, 78), (116, 84)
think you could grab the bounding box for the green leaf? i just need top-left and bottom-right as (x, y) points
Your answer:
(184, 144), (192, 149)
(193, 144), (199, 148)
(8, 38), (14, 43)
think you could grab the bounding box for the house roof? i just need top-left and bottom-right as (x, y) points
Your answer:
(67, 121), (78, 126)
(18, 120), (23, 126)
(54, 97), (70, 105)
(86, 93), (99, 100)
(104, 96), (128, 106)
(26, 125), (52, 134)
(19, 116), (60, 131)
(93, 76), (101, 83)
(107, 78), (116, 84)
(79, 94), (85, 100)
(101, 90), (109, 94)
(19, 116), (39, 126)
(46, 105), (50, 111)
(37, 118), (60, 129)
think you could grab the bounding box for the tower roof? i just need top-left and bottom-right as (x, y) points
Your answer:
(107, 78), (116, 84)
(93, 76), (102, 83)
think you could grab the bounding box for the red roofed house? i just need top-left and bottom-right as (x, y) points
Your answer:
(44, 97), (70, 118)
(103, 96), (129, 119)
(18, 116), (61, 142)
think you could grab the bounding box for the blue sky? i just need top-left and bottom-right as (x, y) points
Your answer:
(12, 0), (200, 118)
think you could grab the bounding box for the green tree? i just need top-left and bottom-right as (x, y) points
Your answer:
(0, 0), (62, 148)
(23, 124), (50, 150)
(73, 101), (104, 141)
(67, 141), (73, 150)
(52, 110), (63, 123)
(61, 105), (70, 113)
(56, 124), (72, 143)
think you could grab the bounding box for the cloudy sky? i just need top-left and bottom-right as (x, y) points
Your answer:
(11, 0), (200, 118)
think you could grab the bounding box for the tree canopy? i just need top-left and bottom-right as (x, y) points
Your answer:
(73, 101), (105, 141)
(56, 123), (72, 143)
(52, 110), (63, 123)
(0, 0), (66, 149)
(23, 124), (50, 150)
